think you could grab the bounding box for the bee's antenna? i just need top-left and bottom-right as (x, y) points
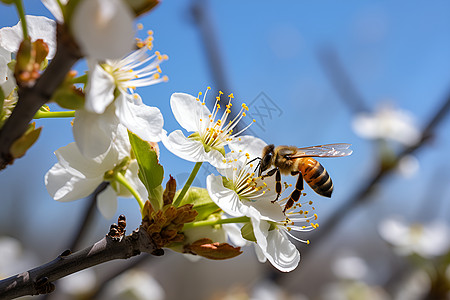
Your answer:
(254, 160), (261, 174)
(247, 157), (260, 165)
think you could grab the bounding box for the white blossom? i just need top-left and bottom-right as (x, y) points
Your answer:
(45, 125), (148, 219)
(378, 216), (450, 258)
(162, 89), (254, 167)
(352, 103), (420, 146)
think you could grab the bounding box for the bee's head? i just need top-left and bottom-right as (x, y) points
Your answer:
(259, 144), (275, 176)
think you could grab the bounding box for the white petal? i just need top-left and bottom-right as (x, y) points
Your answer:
(254, 244), (267, 263)
(251, 198), (285, 222)
(41, 0), (67, 23)
(222, 223), (249, 247)
(54, 142), (110, 178)
(0, 16), (56, 59)
(0, 54), (8, 86)
(96, 185), (118, 219)
(229, 135), (268, 161)
(206, 174), (246, 217)
(85, 61), (115, 114)
(170, 93), (211, 132)
(44, 163), (102, 202)
(111, 124), (132, 159)
(264, 230), (300, 272)
(162, 130), (225, 166)
(115, 93), (163, 142)
(248, 207), (270, 251)
(71, 0), (135, 60)
(72, 107), (118, 158)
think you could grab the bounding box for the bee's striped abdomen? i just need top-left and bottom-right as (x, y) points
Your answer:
(298, 158), (333, 197)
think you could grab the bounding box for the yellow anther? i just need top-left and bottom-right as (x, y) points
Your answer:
(147, 29), (154, 35)
(253, 119), (256, 122)
(314, 214), (318, 220)
(226, 109), (231, 113)
(243, 112), (246, 117)
(137, 23), (144, 30)
(162, 75), (169, 82)
(307, 240), (310, 245)
(156, 65), (162, 73)
(207, 86), (211, 90)
(219, 91), (223, 95)
(228, 93), (234, 98)
(153, 73), (160, 79)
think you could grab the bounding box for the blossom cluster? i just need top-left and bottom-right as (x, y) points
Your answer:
(0, 0), (327, 273)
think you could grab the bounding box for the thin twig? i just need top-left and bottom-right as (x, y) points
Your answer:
(317, 46), (371, 113)
(68, 182), (109, 251)
(0, 221), (157, 299)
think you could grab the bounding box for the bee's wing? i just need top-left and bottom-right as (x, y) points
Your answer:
(290, 143), (352, 158)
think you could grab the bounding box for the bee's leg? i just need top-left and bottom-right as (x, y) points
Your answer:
(260, 168), (282, 202)
(270, 168), (282, 203)
(284, 172), (304, 213)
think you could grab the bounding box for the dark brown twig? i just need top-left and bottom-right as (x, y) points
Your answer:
(0, 24), (82, 169)
(0, 220), (156, 299)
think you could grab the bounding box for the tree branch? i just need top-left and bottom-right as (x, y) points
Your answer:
(0, 24), (82, 170)
(0, 217), (159, 300)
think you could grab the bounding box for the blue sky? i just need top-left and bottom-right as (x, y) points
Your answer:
(1, 0), (450, 275)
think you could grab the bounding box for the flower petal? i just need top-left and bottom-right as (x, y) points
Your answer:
(72, 107), (118, 158)
(41, 0), (67, 23)
(263, 230), (300, 272)
(85, 61), (115, 114)
(54, 142), (111, 178)
(45, 162), (102, 202)
(170, 93), (211, 132)
(229, 135), (268, 161)
(248, 207), (270, 251)
(0, 15), (56, 59)
(71, 0), (135, 60)
(115, 93), (163, 143)
(96, 185), (118, 219)
(206, 174), (246, 217)
(162, 130), (225, 166)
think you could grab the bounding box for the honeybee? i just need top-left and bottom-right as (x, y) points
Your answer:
(258, 143), (352, 212)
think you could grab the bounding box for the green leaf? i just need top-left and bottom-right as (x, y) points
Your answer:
(128, 130), (164, 210)
(10, 123), (42, 159)
(241, 223), (256, 242)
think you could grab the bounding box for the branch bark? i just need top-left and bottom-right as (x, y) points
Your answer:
(0, 223), (158, 299)
(0, 24), (82, 170)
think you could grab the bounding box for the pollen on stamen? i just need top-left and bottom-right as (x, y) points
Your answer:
(137, 23), (144, 30)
